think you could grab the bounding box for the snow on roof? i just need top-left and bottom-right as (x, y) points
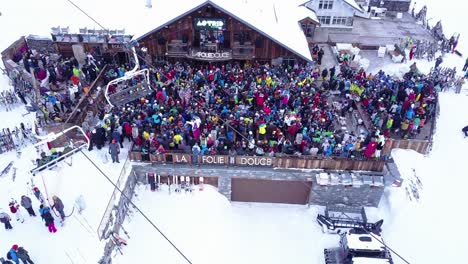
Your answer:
(346, 233), (386, 252)
(1, 0), (312, 61)
(133, 0), (314, 62)
(351, 257), (392, 264)
(296, 4), (320, 24)
(344, 0), (364, 12)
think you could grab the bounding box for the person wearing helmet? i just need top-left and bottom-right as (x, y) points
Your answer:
(32, 187), (45, 205)
(6, 245), (19, 264)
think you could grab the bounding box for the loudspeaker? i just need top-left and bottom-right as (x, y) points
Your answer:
(78, 34), (84, 42)
(255, 37), (263, 48)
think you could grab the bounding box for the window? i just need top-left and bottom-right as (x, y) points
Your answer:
(319, 0), (334, 9)
(318, 16), (331, 25)
(332, 16), (347, 25)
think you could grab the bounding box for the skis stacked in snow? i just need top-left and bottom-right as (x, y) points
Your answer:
(405, 168), (423, 203)
(0, 128), (14, 153)
(11, 167), (17, 182)
(174, 176), (194, 194)
(0, 90), (18, 112)
(0, 161), (14, 177)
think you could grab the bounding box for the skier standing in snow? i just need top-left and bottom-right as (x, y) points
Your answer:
(8, 201), (23, 223)
(39, 205), (57, 233)
(20, 195), (36, 217)
(109, 139), (120, 163)
(51, 195), (65, 222)
(0, 212), (13, 230)
(32, 187), (45, 205)
(317, 48), (324, 65)
(435, 56), (443, 69)
(462, 125), (468, 137)
(7, 245), (19, 264)
(16, 246), (34, 264)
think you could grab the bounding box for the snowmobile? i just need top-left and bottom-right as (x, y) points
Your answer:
(30, 125), (90, 175)
(324, 228), (393, 264)
(104, 42), (151, 108)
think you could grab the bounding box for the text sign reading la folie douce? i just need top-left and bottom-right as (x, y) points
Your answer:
(171, 154), (273, 167)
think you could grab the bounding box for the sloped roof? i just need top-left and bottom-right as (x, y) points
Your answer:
(0, 0), (312, 61)
(134, 0), (314, 62)
(297, 4), (320, 24)
(344, 0), (365, 12)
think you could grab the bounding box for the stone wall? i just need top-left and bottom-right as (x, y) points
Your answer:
(308, 184), (384, 207)
(130, 164), (386, 207)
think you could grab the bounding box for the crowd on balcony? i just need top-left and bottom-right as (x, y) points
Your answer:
(9, 46), (106, 123)
(86, 58), (439, 161)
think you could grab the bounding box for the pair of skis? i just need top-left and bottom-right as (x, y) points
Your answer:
(0, 161), (14, 177)
(174, 175), (194, 194)
(405, 168), (424, 202)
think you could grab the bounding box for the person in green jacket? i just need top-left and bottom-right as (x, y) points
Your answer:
(72, 66), (81, 77)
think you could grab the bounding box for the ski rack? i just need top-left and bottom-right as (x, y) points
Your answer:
(104, 45), (151, 108)
(30, 125), (90, 176)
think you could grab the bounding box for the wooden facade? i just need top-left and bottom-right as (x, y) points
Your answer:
(128, 152), (385, 172)
(138, 3), (303, 63)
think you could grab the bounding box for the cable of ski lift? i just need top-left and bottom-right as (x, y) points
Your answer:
(78, 149), (194, 264)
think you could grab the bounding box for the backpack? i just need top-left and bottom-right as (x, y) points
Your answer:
(6, 251), (12, 260)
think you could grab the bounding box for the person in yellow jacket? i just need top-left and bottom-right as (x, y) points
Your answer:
(173, 134), (183, 148)
(258, 123), (267, 140)
(143, 131), (150, 141)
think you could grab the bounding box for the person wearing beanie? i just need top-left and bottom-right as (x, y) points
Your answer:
(32, 187), (45, 205)
(7, 245), (19, 264)
(39, 205), (57, 233)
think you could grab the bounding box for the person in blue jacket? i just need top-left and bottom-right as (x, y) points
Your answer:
(7, 245), (19, 264)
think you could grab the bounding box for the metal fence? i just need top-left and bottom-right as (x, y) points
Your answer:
(96, 153), (132, 240)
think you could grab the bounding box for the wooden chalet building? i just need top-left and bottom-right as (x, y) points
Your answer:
(136, 0), (318, 64)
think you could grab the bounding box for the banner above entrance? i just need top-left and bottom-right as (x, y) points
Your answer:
(187, 50), (232, 61)
(193, 18), (226, 30)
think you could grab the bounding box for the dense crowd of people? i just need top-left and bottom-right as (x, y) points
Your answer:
(9, 47), (107, 124)
(84, 57), (442, 161)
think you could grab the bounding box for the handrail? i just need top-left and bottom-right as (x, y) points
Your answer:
(30, 144), (87, 175)
(64, 64), (108, 124)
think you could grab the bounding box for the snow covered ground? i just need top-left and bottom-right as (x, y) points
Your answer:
(0, 0), (468, 263)
(114, 185), (340, 264)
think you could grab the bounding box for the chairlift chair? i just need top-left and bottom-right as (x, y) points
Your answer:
(30, 125), (90, 176)
(104, 46), (151, 108)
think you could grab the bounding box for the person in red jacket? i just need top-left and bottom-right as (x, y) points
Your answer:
(364, 141), (377, 159)
(123, 122), (133, 142)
